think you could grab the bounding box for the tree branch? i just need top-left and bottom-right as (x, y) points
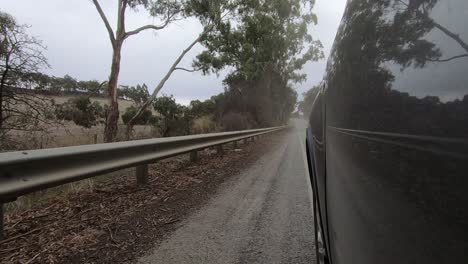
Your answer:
(427, 53), (468, 62)
(174, 67), (201, 73)
(125, 25), (214, 135)
(432, 21), (468, 53)
(407, 3), (468, 54)
(92, 0), (116, 48)
(124, 24), (167, 38)
(118, 0), (128, 38)
(148, 25), (213, 101)
(124, 13), (175, 39)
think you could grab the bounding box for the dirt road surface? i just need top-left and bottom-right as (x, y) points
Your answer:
(139, 120), (316, 264)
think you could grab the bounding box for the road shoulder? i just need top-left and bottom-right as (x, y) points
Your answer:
(0, 131), (288, 264)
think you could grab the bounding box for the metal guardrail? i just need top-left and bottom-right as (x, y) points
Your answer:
(0, 126), (285, 239)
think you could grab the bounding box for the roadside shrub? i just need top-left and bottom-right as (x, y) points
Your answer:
(220, 111), (256, 131)
(121, 105), (153, 125)
(55, 96), (104, 128)
(192, 115), (217, 134)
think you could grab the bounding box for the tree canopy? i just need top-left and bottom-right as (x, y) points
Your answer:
(298, 85), (319, 118)
(55, 96), (105, 128)
(194, 0), (324, 84)
(189, 0), (322, 126)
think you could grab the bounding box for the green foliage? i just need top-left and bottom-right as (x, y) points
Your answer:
(298, 85), (319, 118)
(152, 95), (185, 137)
(153, 95), (180, 120)
(55, 96), (105, 128)
(189, 99), (216, 118)
(121, 105), (153, 125)
(62, 74), (78, 92)
(118, 84), (150, 105)
(78, 80), (103, 95)
(194, 0), (324, 84)
(9, 71), (108, 96)
(189, 0), (320, 126)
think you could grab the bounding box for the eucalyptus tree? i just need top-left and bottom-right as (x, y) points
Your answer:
(194, 0), (324, 84)
(91, 0), (184, 142)
(192, 0), (324, 125)
(298, 85), (319, 118)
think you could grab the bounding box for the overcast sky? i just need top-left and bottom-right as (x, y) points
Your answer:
(1, 0), (347, 105)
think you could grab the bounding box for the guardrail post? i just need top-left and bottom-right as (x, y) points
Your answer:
(0, 203), (3, 240)
(243, 138), (248, 144)
(190, 151), (198, 162)
(233, 141), (238, 149)
(93, 134), (98, 144)
(136, 164), (149, 185)
(217, 145), (224, 155)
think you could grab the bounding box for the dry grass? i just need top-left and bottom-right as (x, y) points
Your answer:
(5, 168), (135, 214)
(192, 115), (219, 134)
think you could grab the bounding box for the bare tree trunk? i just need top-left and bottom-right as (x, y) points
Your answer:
(93, 0), (176, 142)
(104, 41), (122, 142)
(94, 0), (127, 143)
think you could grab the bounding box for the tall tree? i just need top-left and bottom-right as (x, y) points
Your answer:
(0, 11), (61, 150)
(0, 11), (52, 129)
(298, 85), (319, 118)
(195, 0), (323, 83)
(193, 0), (323, 125)
(152, 95), (181, 137)
(91, 0), (182, 142)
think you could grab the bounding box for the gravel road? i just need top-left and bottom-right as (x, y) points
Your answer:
(139, 121), (316, 264)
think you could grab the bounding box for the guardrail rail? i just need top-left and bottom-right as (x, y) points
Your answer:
(0, 126), (286, 239)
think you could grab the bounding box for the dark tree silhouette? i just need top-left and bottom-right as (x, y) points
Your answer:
(326, 0), (468, 137)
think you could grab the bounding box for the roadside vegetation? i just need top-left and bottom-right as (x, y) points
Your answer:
(298, 85), (320, 119)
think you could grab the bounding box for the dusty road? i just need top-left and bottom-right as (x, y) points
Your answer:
(139, 121), (316, 264)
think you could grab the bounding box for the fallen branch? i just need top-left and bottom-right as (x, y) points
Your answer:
(0, 227), (43, 245)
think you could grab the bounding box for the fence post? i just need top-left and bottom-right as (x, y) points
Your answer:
(0, 203), (3, 240)
(217, 145), (224, 155)
(136, 164), (149, 185)
(190, 151), (198, 162)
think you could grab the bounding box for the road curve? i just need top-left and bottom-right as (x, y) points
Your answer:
(138, 121), (316, 264)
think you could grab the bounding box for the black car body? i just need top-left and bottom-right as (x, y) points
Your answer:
(306, 0), (468, 263)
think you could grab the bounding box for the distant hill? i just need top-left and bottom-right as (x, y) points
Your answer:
(8, 87), (158, 123)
